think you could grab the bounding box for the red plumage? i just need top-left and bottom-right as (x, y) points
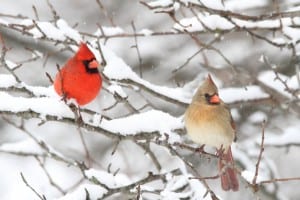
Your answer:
(54, 43), (102, 105)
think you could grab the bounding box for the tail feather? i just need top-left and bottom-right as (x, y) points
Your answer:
(218, 147), (239, 191)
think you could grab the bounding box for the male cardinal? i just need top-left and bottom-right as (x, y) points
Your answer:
(54, 43), (102, 105)
(184, 75), (239, 191)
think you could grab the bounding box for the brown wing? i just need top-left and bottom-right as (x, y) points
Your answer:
(224, 103), (237, 142)
(230, 116), (237, 142)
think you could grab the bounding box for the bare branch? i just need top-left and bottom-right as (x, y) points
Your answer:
(252, 120), (266, 191)
(20, 172), (46, 200)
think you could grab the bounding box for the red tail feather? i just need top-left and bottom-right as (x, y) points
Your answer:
(218, 147), (239, 191)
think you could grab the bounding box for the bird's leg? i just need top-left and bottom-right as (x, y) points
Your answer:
(69, 103), (83, 125)
(76, 105), (84, 125)
(216, 145), (225, 158)
(61, 92), (68, 104)
(216, 146), (230, 176)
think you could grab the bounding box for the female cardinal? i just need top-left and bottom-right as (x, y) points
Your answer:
(184, 75), (239, 191)
(54, 43), (102, 105)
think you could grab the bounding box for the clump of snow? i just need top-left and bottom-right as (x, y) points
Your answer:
(289, 72), (300, 91)
(234, 18), (280, 29)
(0, 92), (74, 118)
(264, 126), (300, 146)
(283, 27), (300, 44)
(5, 60), (18, 70)
(287, 5), (300, 12)
(32, 50), (43, 58)
(272, 38), (287, 45)
(0, 139), (44, 155)
(148, 0), (173, 7)
(195, 0), (225, 10)
(0, 75), (57, 97)
(174, 14), (234, 32)
(57, 184), (107, 200)
(148, 0), (179, 12)
(18, 18), (84, 41)
(19, 19), (66, 40)
(220, 85), (269, 103)
(248, 111), (267, 123)
(139, 29), (154, 36)
(37, 21), (66, 40)
(0, 18), (9, 26)
(107, 84), (127, 98)
(56, 19), (81, 42)
(92, 114), (102, 126)
(173, 13), (300, 33)
(99, 110), (182, 136)
(94, 26), (124, 36)
(0, 74), (17, 88)
(85, 168), (130, 188)
(242, 170), (269, 183)
(225, 0), (268, 11)
(258, 70), (294, 98)
(22, 84), (58, 97)
(161, 175), (190, 199)
(179, 0), (224, 10)
(230, 108), (240, 121)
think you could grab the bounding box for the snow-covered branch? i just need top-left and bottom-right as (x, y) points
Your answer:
(1, 0), (300, 199)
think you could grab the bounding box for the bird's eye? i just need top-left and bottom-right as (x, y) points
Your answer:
(83, 58), (99, 74)
(204, 93), (210, 100)
(83, 60), (89, 68)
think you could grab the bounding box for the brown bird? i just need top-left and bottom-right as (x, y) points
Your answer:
(184, 74), (239, 191)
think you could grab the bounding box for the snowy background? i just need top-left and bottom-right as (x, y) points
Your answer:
(1, 0), (300, 199)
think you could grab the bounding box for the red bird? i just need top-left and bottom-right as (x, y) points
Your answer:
(54, 43), (102, 105)
(184, 75), (239, 191)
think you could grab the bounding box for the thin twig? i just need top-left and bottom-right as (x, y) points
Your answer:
(252, 120), (266, 190)
(95, 0), (115, 26)
(20, 172), (46, 200)
(46, 0), (60, 21)
(135, 141), (162, 171)
(260, 177), (300, 184)
(0, 45), (22, 83)
(32, 5), (39, 20)
(35, 157), (65, 195)
(131, 21), (143, 78)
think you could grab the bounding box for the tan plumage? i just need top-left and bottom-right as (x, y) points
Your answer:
(184, 74), (239, 191)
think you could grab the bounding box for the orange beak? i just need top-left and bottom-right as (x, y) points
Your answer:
(89, 59), (99, 69)
(210, 94), (220, 104)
